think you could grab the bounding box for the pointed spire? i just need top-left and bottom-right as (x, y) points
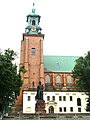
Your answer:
(33, 2), (35, 7)
(32, 2), (36, 14)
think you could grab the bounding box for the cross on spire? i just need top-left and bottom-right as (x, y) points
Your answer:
(32, 2), (35, 13)
(33, 2), (35, 7)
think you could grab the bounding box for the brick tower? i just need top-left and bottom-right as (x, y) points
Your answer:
(15, 3), (44, 112)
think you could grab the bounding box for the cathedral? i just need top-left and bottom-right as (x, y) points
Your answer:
(15, 4), (88, 114)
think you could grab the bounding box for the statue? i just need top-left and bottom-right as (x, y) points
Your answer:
(35, 81), (46, 114)
(35, 81), (44, 100)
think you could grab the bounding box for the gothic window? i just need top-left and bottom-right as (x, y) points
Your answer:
(56, 75), (61, 84)
(45, 75), (50, 83)
(67, 75), (72, 83)
(32, 48), (36, 55)
(32, 81), (34, 88)
(32, 20), (35, 25)
(77, 98), (81, 106)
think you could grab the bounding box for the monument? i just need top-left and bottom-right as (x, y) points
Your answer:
(35, 81), (46, 114)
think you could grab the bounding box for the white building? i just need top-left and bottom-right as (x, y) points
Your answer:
(23, 91), (88, 114)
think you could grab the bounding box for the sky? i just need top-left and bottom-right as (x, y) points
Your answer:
(0, 0), (90, 63)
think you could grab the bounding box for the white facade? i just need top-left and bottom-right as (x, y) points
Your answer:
(23, 91), (88, 114)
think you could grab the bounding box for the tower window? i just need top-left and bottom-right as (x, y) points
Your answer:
(32, 81), (34, 88)
(32, 48), (36, 55)
(32, 20), (35, 25)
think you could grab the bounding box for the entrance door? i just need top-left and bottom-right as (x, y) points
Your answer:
(49, 106), (54, 113)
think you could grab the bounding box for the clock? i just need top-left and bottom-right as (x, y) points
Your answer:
(31, 27), (36, 32)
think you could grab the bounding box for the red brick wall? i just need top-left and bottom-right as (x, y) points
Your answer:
(16, 34), (44, 111)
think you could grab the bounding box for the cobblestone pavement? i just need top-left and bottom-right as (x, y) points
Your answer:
(2, 115), (90, 120)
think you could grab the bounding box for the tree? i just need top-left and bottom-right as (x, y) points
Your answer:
(72, 51), (90, 111)
(0, 49), (24, 113)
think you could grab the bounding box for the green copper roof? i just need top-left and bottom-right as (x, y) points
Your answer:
(30, 3), (37, 16)
(44, 56), (79, 72)
(25, 3), (42, 34)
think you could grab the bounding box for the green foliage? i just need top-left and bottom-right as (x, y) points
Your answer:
(0, 49), (23, 112)
(72, 51), (90, 111)
(73, 51), (90, 91)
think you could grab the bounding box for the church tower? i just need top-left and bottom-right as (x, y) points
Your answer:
(16, 3), (44, 112)
(20, 3), (44, 89)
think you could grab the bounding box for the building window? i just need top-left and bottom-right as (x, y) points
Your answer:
(59, 107), (62, 112)
(32, 20), (35, 25)
(47, 96), (50, 101)
(59, 96), (62, 101)
(70, 96), (73, 101)
(70, 107), (73, 112)
(32, 48), (36, 55)
(31, 93), (35, 95)
(77, 98), (81, 106)
(27, 96), (30, 101)
(52, 96), (55, 101)
(56, 75), (61, 84)
(26, 107), (31, 112)
(78, 108), (81, 112)
(45, 75), (50, 83)
(64, 107), (66, 112)
(32, 81), (34, 88)
(67, 75), (72, 83)
(63, 96), (66, 101)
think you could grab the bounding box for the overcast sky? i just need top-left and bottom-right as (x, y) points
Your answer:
(0, 0), (90, 63)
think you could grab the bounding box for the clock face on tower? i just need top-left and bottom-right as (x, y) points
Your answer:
(31, 26), (36, 32)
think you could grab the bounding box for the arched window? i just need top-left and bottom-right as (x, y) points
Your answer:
(32, 20), (35, 25)
(32, 81), (34, 88)
(77, 98), (81, 106)
(45, 75), (50, 83)
(56, 75), (61, 84)
(67, 75), (72, 83)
